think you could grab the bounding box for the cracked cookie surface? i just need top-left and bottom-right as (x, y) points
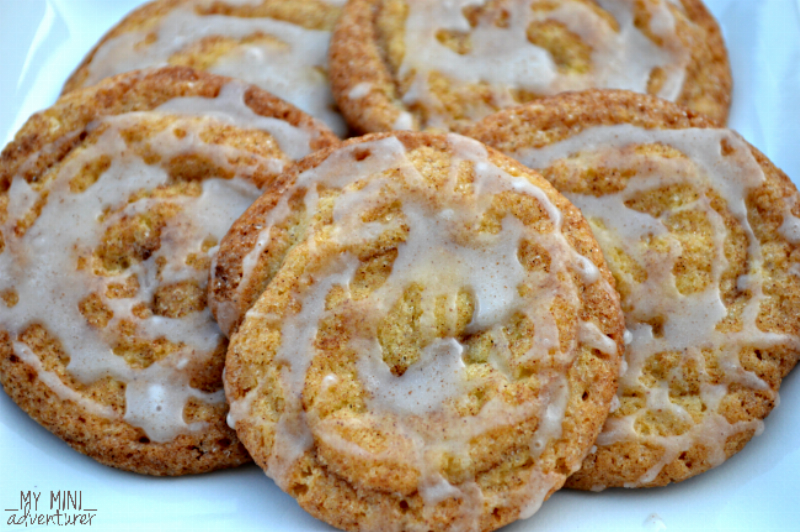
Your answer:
(470, 90), (800, 489)
(0, 67), (337, 475)
(330, 0), (731, 134)
(224, 131), (624, 530)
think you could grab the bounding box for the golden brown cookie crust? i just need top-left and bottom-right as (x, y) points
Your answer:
(208, 169), (304, 338)
(63, 0), (343, 94)
(329, 0), (731, 134)
(225, 131), (625, 530)
(0, 67), (337, 476)
(9, 67), (338, 184)
(63, 0), (188, 95)
(62, 0), (348, 135)
(470, 89), (800, 489)
(463, 88), (716, 147)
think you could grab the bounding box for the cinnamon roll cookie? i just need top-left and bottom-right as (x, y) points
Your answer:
(330, 0), (731, 134)
(63, 0), (349, 136)
(224, 132), (625, 531)
(0, 67), (337, 475)
(470, 90), (800, 489)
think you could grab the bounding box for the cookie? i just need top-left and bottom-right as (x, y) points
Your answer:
(224, 131), (625, 531)
(329, 0), (731, 134)
(469, 89), (800, 489)
(0, 67), (338, 475)
(62, 0), (349, 136)
(211, 127), (465, 336)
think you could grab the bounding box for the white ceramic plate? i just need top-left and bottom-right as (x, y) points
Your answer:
(1, 1), (799, 531)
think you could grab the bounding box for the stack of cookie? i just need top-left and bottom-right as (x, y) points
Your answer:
(1, 1), (798, 531)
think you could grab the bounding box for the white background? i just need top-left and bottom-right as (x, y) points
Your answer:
(1, 1), (799, 530)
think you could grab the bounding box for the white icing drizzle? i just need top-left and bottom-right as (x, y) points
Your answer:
(579, 321), (618, 355)
(359, 338), (467, 415)
(0, 112), (278, 442)
(267, 256), (360, 484)
(507, 124), (797, 487)
(347, 81), (373, 100)
(779, 193), (800, 244)
(213, 136), (424, 336)
(623, 329), (634, 345)
(393, 111), (415, 131)
(228, 134), (616, 526)
(80, 0), (346, 135)
(13, 342), (119, 420)
(6, 177), (38, 222)
(397, 0), (689, 129)
(156, 81), (317, 161)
